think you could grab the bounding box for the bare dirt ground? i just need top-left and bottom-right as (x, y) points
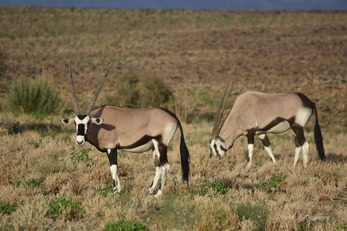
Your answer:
(0, 7), (346, 230)
(1, 8), (346, 128)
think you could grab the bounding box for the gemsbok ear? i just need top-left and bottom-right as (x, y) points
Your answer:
(61, 118), (74, 125)
(91, 117), (103, 125)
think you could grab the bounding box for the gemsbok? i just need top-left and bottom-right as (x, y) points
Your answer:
(210, 82), (326, 168)
(61, 63), (189, 197)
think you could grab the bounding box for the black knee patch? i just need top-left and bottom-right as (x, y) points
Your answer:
(158, 143), (168, 166)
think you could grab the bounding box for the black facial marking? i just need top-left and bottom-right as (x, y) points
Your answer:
(217, 136), (225, 143)
(77, 114), (88, 120)
(77, 124), (85, 135)
(220, 146), (227, 152)
(214, 143), (219, 156)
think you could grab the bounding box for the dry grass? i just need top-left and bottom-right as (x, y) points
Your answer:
(0, 112), (345, 230)
(0, 7), (346, 230)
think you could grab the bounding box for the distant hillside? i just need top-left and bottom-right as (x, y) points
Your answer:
(1, 0), (347, 10)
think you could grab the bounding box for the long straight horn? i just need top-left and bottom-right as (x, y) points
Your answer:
(212, 80), (233, 138)
(69, 62), (81, 115)
(86, 62), (114, 114)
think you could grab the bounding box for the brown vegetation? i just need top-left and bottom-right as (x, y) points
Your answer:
(0, 7), (346, 230)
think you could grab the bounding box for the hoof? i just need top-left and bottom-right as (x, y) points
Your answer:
(155, 190), (163, 198)
(113, 186), (121, 193)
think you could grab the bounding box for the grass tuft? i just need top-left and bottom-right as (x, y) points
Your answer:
(47, 196), (85, 221)
(236, 202), (269, 231)
(255, 170), (286, 190)
(196, 180), (230, 196)
(104, 219), (150, 231)
(69, 147), (96, 167)
(0, 201), (17, 215)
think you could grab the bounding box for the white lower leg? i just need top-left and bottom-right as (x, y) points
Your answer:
(264, 146), (276, 163)
(246, 144), (254, 167)
(110, 164), (121, 192)
(148, 167), (161, 195)
(156, 163), (170, 197)
(302, 141), (309, 168)
(293, 146), (302, 168)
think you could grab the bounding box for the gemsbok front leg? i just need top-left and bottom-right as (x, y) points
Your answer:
(107, 148), (121, 193)
(246, 129), (255, 167)
(258, 134), (276, 164)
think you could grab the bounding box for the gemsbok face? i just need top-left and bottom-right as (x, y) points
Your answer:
(210, 82), (326, 168)
(61, 115), (103, 145)
(61, 63), (190, 197)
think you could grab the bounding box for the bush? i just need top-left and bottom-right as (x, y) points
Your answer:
(106, 74), (141, 108)
(104, 219), (150, 231)
(47, 196), (85, 221)
(6, 77), (61, 115)
(0, 51), (8, 94)
(140, 76), (174, 108)
(107, 75), (174, 108)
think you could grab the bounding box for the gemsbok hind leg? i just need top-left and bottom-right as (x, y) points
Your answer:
(147, 140), (162, 195)
(292, 124), (309, 168)
(258, 134), (276, 164)
(156, 143), (169, 197)
(107, 149), (121, 193)
(147, 139), (170, 197)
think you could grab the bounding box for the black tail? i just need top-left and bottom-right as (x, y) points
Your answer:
(177, 122), (190, 183)
(313, 105), (326, 161)
(159, 108), (190, 183)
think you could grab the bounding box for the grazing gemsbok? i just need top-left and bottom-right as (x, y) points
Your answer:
(210, 85), (326, 168)
(61, 63), (189, 196)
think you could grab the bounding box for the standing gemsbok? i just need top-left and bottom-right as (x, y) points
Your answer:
(210, 83), (326, 168)
(61, 63), (189, 197)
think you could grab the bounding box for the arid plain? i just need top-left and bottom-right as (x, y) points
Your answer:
(0, 7), (346, 230)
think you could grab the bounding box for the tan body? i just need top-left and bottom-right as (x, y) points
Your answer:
(211, 91), (325, 167)
(87, 106), (179, 153)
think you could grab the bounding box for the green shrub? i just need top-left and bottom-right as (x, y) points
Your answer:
(236, 202), (269, 231)
(0, 201), (17, 215)
(255, 170), (286, 190)
(0, 51), (8, 95)
(107, 74), (141, 108)
(107, 75), (174, 108)
(104, 219), (150, 231)
(23, 178), (45, 189)
(69, 147), (96, 167)
(197, 180), (229, 196)
(98, 179), (114, 197)
(47, 196), (85, 221)
(6, 76), (61, 114)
